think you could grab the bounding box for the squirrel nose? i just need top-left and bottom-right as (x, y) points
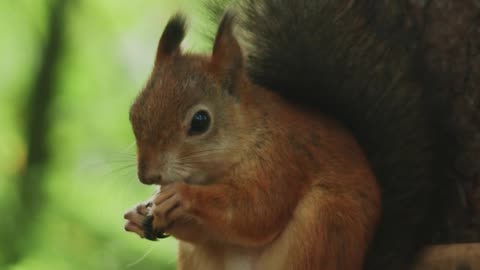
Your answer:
(138, 170), (163, 185)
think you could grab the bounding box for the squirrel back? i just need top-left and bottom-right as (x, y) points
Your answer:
(206, 0), (458, 269)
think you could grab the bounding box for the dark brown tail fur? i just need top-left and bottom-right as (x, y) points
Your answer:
(204, 0), (480, 269)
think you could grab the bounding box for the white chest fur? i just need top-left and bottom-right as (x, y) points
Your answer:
(179, 241), (256, 270)
(224, 250), (253, 270)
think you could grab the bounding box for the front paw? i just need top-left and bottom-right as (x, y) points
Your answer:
(123, 202), (151, 238)
(143, 183), (191, 240)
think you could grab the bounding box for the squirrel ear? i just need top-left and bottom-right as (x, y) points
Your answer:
(211, 11), (243, 86)
(155, 14), (186, 66)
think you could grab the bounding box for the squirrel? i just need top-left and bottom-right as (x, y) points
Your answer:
(123, 0), (464, 270)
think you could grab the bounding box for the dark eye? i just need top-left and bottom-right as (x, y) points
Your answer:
(188, 110), (211, 135)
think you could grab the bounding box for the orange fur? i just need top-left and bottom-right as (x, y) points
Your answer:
(124, 13), (381, 270)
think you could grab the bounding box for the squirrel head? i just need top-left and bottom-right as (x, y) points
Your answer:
(130, 13), (248, 186)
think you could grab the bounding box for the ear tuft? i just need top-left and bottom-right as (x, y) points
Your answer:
(211, 10), (243, 92)
(212, 11), (236, 55)
(156, 14), (187, 65)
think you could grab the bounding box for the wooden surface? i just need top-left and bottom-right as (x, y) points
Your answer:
(415, 243), (480, 270)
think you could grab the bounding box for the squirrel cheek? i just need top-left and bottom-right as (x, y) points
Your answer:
(185, 172), (209, 185)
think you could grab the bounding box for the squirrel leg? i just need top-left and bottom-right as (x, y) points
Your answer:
(147, 181), (295, 247)
(258, 187), (377, 270)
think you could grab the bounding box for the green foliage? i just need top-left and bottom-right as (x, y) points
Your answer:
(0, 1), (213, 269)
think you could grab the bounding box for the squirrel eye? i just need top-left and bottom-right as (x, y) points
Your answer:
(188, 110), (211, 136)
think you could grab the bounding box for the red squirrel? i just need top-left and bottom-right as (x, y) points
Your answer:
(125, 13), (380, 269)
(124, 0), (463, 269)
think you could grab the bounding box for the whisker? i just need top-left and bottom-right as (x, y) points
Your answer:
(94, 175), (137, 222)
(123, 141), (137, 152)
(172, 162), (194, 173)
(115, 169), (138, 180)
(81, 157), (134, 171)
(115, 175), (139, 207)
(126, 242), (157, 269)
(113, 151), (136, 156)
(178, 151), (219, 160)
(172, 162), (195, 169)
(103, 159), (137, 164)
(177, 149), (222, 159)
(179, 160), (217, 166)
(170, 166), (191, 175)
(107, 164), (137, 175)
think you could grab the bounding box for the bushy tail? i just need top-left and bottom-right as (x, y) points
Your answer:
(205, 0), (478, 269)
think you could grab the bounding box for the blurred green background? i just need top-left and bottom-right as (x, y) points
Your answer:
(0, 0), (212, 269)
